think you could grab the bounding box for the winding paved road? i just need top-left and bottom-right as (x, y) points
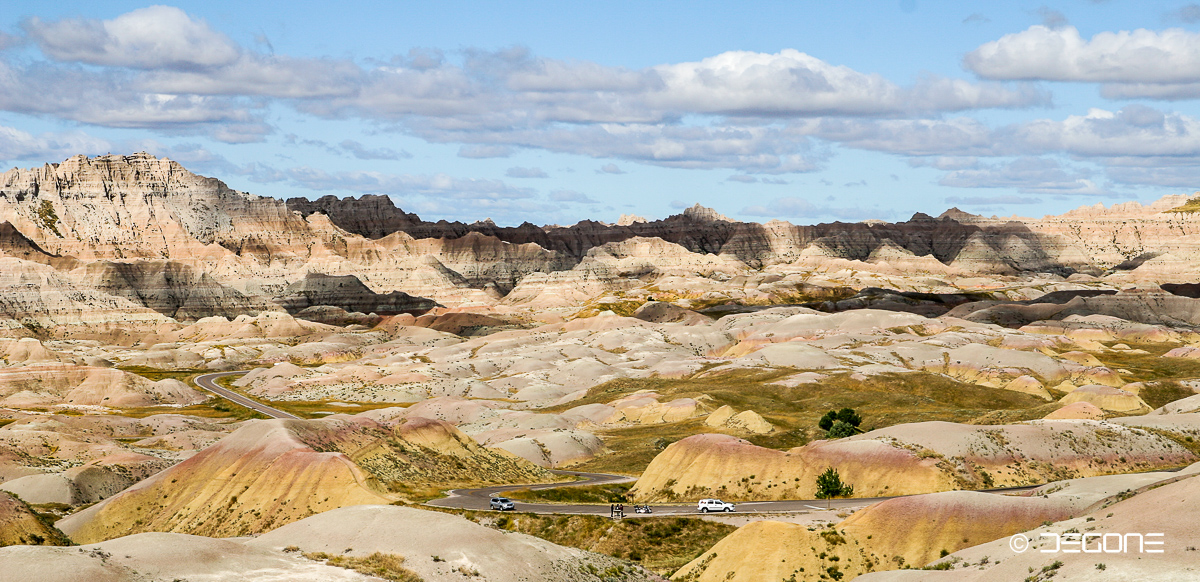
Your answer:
(192, 370), (1040, 516)
(426, 471), (1041, 516)
(193, 371), (300, 420)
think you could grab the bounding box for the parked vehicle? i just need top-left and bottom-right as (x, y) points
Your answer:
(489, 496), (515, 511)
(697, 498), (735, 513)
(634, 505), (653, 514)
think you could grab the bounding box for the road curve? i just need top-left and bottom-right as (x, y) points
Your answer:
(427, 471), (1040, 517)
(193, 371), (300, 420)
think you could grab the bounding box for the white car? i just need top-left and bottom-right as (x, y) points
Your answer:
(489, 497), (515, 511)
(697, 498), (735, 513)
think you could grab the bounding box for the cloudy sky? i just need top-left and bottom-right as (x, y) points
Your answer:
(3, 1), (1200, 225)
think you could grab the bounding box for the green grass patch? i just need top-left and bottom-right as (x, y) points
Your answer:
(118, 367), (206, 383)
(212, 375), (412, 419)
(108, 401), (266, 421)
(561, 369), (1053, 475)
(479, 511), (733, 576)
(1138, 382), (1197, 410)
(507, 482), (633, 504)
(35, 200), (61, 237)
(1166, 197), (1200, 213)
(1093, 349), (1200, 383)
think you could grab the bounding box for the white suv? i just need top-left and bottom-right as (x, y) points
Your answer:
(697, 498), (735, 513)
(489, 497), (515, 511)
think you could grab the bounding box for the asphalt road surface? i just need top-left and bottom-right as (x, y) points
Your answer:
(426, 470), (1041, 516)
(193, 371), (300, 420)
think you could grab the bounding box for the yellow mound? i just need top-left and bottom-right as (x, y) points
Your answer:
(59, 415), (548, 543)
(0, 491), (70, 547)
(673, 520), (870, 582)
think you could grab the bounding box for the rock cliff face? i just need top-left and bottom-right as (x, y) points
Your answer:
(286, 191), (1113, 275)
(0, 153), (309, 262)
(275, 272), (438, 316)
(79, 260), (278, 320)
(5, 153), (1200, 335)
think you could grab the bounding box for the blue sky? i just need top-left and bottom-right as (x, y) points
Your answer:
(4, 1), (1200, 225)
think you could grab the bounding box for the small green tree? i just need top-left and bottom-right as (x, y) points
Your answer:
(835, 408), (862, 428)
(820, 408), (863, 438)
(818, 410), (838, 431)
(826, 420), (857, 439)
(814, 467), (854, 509)
(819, 408), (862, 433)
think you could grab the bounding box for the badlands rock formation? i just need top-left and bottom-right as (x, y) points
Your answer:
(8, 153), (1200, 580)
(675, 464), (1200, 581)
(3, 505), (655, 582)
(0, 490), (70, 547)
(631, 417), (1198, 501)
(59, 414), (549, 543)
(857, 466), (1200, 581)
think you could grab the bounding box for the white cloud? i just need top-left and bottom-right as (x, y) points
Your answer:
(649, 50), (1044, 116)
(938, 157), (1113, 195)
(339, 140), (410, 160)
(966, 25), (1200, 83)
(25, 6), (240, 70)
(597, 163), (625, 174)
(458, 145), (514, 158)
(0, 125), (114, 162)
(805, 117), (1001, 156)
(1015, 106), (1200, 158)
(549, 189), (598, 203)
(287, 167), (536, 201)
(505, 166), (548, 178)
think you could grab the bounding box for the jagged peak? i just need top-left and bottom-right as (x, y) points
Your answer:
(681, 203), (733, 222)
(938, 207), (981, 222)
(617, 213), (647, 226)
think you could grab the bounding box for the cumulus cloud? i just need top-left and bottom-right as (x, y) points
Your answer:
(597, 163), (625, 174)
(647, 50), (1045, 116)
(805, 117), (1002, 156)
(2, 6), (1055, 174)
(0, 60), (268, 141)
(939, 157), (1112, 195)
(458, 145), (514, 158)
(966, 25), (1200, 84)
(1015, 105), (1200, 158)
(506, 166), (548, 178)
(0, 125), (114, 162)
(549, 189), (598, 203)
(339, 140), (410, 160)
(287, 167), (536, 201)
(740, 197), (885, 220)
(24, 6), (240, 70)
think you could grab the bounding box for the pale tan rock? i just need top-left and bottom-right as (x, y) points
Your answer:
(1059, 384), (1149, 413)
(1003, 375), (1051, 400)
(727, 410), (775, 434)
(1043, 401), (1105, 420)
(704, 405), (736, 428)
